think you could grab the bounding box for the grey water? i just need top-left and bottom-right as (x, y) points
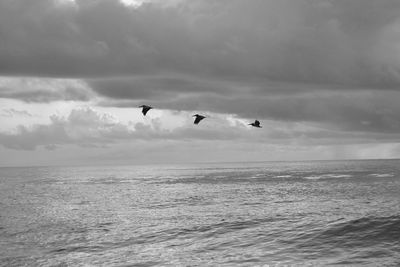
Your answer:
(1, 159), (400, 266)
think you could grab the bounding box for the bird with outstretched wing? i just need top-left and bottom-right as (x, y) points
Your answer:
(139, 105), (153, 116)
(193, 114), (206, 125)
(249, 120), (262, 128)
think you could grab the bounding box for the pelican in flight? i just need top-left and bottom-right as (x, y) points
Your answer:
(249, 120), (262, 128)
(139, 105), (153, 116)
(193, 114), (206, 125)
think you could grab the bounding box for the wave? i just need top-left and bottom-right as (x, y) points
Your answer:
(368, 173), (395, 178)
(319, 215), (400, 243)
(292, 215), (400, 262)
(303, 174), (353, 180)
(156, 171), (368, 184)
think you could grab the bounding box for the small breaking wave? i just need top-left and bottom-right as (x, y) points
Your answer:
(292, 215), (400, 263)
(303, 174), (353, 180)
(318, 215), (400, 244)
(274, 175), (293, 178)
(368, 173), (395, 178)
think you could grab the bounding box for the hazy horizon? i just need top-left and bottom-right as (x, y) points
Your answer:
(2, 157), (400, 169)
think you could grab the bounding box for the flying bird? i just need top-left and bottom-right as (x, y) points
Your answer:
(193, 114), (206, 125)
(249, 120), (262, 128)
(139, 105), (153, 116)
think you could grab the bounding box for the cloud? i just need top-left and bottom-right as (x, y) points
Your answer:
(0, 108), (129, 150)
(97, 85), (400, 135)
(0, 77), (92, 102)
(1, 108), (33, 118)
(0, 108), (248, 150)
(1, 106), (400, 151)
(0, 0), (399, 87)
(89, 75), (230, 102)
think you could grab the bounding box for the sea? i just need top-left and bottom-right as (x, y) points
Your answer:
(0, 159), (400, 266)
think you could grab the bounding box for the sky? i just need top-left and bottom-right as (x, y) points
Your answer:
(1, 0), (400, 166)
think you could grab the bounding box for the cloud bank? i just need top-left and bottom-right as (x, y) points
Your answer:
(1, 107), (400, 152)
(0, 0), (399, 85)
(0, 77), (92, 102)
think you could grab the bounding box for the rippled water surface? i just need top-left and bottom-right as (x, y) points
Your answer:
(1, 160), (400, 266)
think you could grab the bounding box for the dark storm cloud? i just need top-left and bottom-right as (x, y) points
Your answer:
(0, 0), (399, 86)
(0, 77), (92, 102)
(0, 86), (91, 102)
(88, 75), (230, 101)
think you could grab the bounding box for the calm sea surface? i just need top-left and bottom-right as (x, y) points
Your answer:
(1, 160), (400, 266)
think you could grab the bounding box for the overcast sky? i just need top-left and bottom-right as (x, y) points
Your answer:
(1, 0), (400, 166)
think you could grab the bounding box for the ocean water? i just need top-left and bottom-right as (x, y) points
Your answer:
(0, 159), (400, 266)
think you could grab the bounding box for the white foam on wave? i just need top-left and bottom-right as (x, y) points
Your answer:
(304, 174), (353, 180)
(274, 175), (293, 178)
(368, 173), (395, 178)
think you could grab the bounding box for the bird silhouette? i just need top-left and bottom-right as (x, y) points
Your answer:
(193, 114), (206, 125)
(139, 105), (153, 116)
(249, 120), (262, 128)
